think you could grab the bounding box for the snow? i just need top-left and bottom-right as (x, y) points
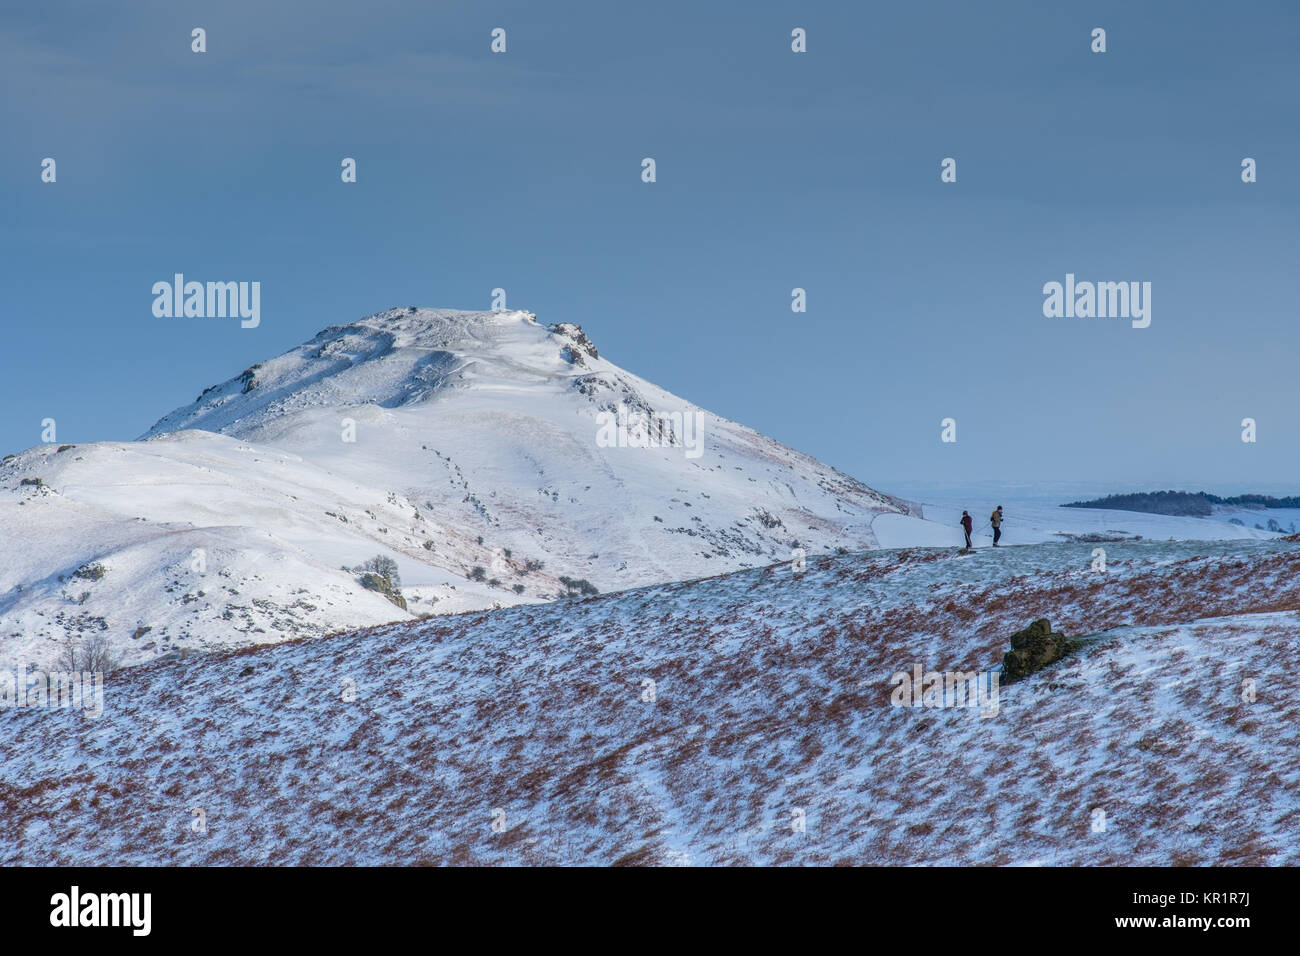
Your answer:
(5, 305), (1294, 865)
(3, 534), (1296, 865)
(0, 431), (521, 670)
(899, 495), (1281, 548)
(3, 308), (924, 669)
(3, 301), (1295, 716)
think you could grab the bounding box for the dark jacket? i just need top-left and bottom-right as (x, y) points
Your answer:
(960, 514), (973, 532)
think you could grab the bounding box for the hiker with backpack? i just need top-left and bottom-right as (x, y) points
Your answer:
(990, 505), (1004, 546)
(960, 510), (973, 549)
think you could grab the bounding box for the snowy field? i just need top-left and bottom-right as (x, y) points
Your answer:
(3, 535), (1296, 865)
(876, 493), (1290, 550)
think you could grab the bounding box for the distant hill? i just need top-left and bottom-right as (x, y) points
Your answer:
(1063, 490), (1300, 516)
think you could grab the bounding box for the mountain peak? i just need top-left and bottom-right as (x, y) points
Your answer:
(346, 305), (539, 340)
(141, 306), (602, 440)
(12, 304), (928, 671)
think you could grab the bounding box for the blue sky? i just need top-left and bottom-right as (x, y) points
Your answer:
(3, 0), (1298, 492)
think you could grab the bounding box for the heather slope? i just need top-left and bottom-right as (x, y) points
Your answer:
(3, 537), (1296, 865)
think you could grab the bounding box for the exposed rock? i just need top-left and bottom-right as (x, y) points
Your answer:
(550, 322), (598, 364)
(359, 571), (407, 611)
(1000, 618), (1076, 683)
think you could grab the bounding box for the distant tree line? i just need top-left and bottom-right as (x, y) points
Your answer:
(1063, 490), (1300, 517)
(1206, 493), (1300, 508)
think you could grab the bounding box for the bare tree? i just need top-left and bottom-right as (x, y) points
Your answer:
(57, 633), (120, 674)
(359, 555), (400, 588)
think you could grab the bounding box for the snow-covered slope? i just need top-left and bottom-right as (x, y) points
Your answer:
(6, 307), (1291, 672)
(4, 536), (1296, 865)
(0, 433), (530, 670)
(141, 308), (923, 586)
(2, 308), (923, 669)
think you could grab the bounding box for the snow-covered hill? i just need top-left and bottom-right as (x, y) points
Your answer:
(4, 536), (1296, 865)
(2, 308), (924, 669)
(5, 307), (1292, 673)
(0, 432), (534, 670)
(141, 308), (924, 582)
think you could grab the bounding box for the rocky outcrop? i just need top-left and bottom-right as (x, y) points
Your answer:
(359, 572), (407, 611)
(1000, 618), (1075, 683)
(550, 322), (598, 366)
